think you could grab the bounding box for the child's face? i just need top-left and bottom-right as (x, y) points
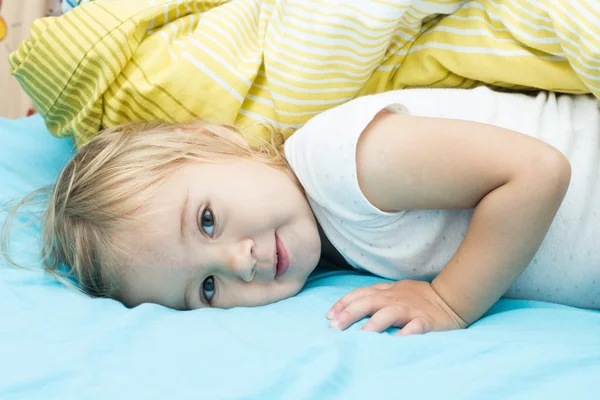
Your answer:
(114, 155), (321, 310)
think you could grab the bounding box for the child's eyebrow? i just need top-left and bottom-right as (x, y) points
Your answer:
(180, 189), (190, 240)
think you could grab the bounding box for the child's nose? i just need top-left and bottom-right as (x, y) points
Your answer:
(225, 239), (256, 282)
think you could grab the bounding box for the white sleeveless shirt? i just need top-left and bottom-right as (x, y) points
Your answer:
(284, 87), (600, 309)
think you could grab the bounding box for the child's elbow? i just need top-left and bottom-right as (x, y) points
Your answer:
(535, 146), (572, 199)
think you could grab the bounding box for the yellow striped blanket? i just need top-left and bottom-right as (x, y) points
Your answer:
(9, 0), (598, 145)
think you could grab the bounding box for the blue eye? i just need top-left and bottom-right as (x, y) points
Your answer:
(201, 276), (216, 304)
(199, 207), (215, 237)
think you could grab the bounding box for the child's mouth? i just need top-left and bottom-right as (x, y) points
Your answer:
(274, 234), (290, 279)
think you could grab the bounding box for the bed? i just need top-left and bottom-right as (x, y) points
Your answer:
(1, 115), (599, 399)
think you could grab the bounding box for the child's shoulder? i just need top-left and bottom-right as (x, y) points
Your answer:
(283, 91), (415, 218)
(286, 91), (407, 148)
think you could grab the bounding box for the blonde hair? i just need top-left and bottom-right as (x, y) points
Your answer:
(1, 120), (294, 300)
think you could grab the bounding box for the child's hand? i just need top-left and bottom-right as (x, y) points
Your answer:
(326, 280), (468, 336)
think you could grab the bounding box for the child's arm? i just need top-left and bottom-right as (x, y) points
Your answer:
(327, 111), (571, 333)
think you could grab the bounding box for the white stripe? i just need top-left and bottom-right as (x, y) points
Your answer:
(235, 0), (261, 27)
(246, 94), (326, 117)
(245, 94), (274, 108)
(182, 52), (244, 102)
(401, 8), (427, 29)
(169, 19), (181, 40)
(521, 0), (600, 58)
(522, 0), (600, 44)
(254, 76), (359, 94)
(147, 18), (156, 34)
(568, 60), (600, 82)
(301, 0), (402, 25)
(446, 14), (508, 33)
(266, 23), (389, 64)
(539, 55), (567, 62)
(204, 6), (257, 60)
(264, 36), (386, 71)
(469, 1), (600, 67)
(388, 38), (411, 54)
(540, 28), (600, 72)
(215, 2), (253, 49)
(271, 10), (396, 47)
(277, 5), (406, 45)
(583, 82), (600, 92)
(373, 0), (412, 8)
(281, 3), (400, 40)
(175, 0), (182, 19)
(164, 4), (169, 25)
(268, 8), (396, 52)
(188, 38), (253, 86)
(444, 12), (559, 48)
(393, 26), (419, 42)
(260, 1), (275, 13)
(265, 63), (369, 84)
(501, 0), (600, 69)
(582, 0), (600, 14)
(291, 0), (399, 27)
(430, 26), (535, 45)
(405, 41), (532, 56)
(188, 14), (195, 37)
(397, 0), (463, 16)
(224, 0), (260, 49)
(202, 33), (262, 72)
(201, 20), (262, 65)
(569, 1), (600, 26)
(246, 93), (354, 117)
(375, 64), (399, 72)
(157, 31), (177, 61)
(264, 44), (381, 79)
(375, 49), (568, 72)
(244, 96), (325, 118)
(464, 2), (554, 32)
(260, 87), (353, 106)
(237, 109), (304, 130)
(404, 5), (429, 18)
(374, 41), (532, 72)
(500, 0), (552, 23)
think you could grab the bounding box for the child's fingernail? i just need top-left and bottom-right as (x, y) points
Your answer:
(326, 310), (334, 319)
(330, 320), (340, 329)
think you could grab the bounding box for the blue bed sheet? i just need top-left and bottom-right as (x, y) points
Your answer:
(1, 116), (599, 400)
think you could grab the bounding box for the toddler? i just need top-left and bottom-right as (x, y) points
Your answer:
(5, 87), (600, 336)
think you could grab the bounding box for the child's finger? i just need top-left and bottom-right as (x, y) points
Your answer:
(371, 282), (394, 290)
(326, 286), (375, 319)
(329, 296), (385, 330)
(361, 305), (411, 333)
(396, 317), (429, 336)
